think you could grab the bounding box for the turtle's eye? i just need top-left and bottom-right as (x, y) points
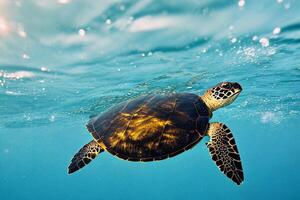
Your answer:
(222, 83), (232, 89)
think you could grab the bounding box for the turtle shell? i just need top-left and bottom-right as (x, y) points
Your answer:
(87, 93), (211, 161)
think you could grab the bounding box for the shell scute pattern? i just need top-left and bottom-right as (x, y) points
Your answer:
(87, 93), (210, 161)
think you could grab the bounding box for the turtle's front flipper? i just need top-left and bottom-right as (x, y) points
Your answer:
(206, 122), (244, 185)
(68, 140), (104, 174)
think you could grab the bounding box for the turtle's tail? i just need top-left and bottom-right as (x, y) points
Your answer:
(68, 140), (104, 174)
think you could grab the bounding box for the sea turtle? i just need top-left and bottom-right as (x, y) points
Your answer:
(68, 82), (244, 185)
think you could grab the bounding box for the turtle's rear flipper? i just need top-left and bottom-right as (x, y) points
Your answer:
(68, 140), (104, 174)
(206, 122), (244, 185)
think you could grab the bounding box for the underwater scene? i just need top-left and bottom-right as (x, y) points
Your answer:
(1, 0), (300, 199)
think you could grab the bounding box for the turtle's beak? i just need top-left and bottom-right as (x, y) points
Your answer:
(233, 82), (242, 94)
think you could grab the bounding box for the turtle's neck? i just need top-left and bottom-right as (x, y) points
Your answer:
(200, 94), (217, 114)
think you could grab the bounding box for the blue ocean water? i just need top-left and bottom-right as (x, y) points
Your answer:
(1, 0), (300, 199)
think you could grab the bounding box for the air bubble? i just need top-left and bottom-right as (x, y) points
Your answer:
(57, 0), (72, 4)
(40, 66), (50, 72)
(259, 37), (269, 47)
(272, 27), (281, 35)
(231, 38), (237, 43)
(105, 19), (112, 25)
(78, 28), (86, 37)
(260, 111), (282, 124)
(22, 54), (30, 59)
(18, 30), (27, 38)
(238, 0), (245, 7)
(244, 47), (256, 57)
(49, 115), (55, 122)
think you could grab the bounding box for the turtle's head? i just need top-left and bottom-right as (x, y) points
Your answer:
(201, 82), (242, 111)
